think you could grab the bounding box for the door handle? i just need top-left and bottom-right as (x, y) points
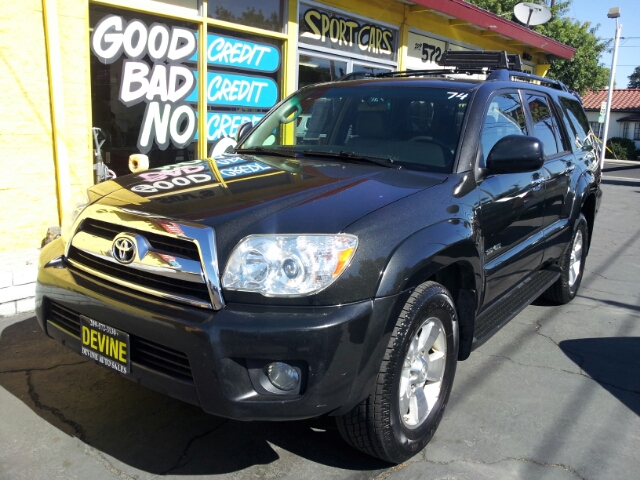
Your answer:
(564, 162), (575, 174)
(531, 178), (545, 190)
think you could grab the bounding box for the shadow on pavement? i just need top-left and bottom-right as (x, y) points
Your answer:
(559, 337), (640, 416)
(0, 317), (390, 475)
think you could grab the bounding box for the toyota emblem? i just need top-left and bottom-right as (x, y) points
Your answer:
(112, 236), (136, 264)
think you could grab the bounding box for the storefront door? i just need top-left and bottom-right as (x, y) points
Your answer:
(298, 51), (393, 88)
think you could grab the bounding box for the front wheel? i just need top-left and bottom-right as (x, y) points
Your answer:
(336, 281), (459, 463)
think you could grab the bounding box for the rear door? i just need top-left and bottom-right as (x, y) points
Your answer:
(478, 91), (548, 308)
(523, 91), (575, 229)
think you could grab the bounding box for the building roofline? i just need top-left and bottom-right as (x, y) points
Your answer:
(582, 89), (640, 110)
(410, 0), (576, 60)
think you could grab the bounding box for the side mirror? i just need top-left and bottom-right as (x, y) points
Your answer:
(486, 135), (545, 173)
(235, 121), (253, 143)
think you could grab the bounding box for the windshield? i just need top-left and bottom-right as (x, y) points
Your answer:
(237, 83), (471, 173)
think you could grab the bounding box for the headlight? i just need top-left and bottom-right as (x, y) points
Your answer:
(61, 191), (91, 241)
(222, 234), (358, 296)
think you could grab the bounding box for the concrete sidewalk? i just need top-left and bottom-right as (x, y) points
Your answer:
(1, 182), (639, 480)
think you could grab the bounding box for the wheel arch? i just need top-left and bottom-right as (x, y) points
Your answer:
(375, 223), (482, 361)
(581, 191), (597, 252)
(567, 171), (595, 247)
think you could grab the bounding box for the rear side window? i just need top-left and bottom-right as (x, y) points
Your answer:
(525, 93), (566, 157)
(559, 97), (593, 151)
(481, 93), (527, 157)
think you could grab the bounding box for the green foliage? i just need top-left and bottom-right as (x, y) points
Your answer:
(466, 1), (610, 95)
(628, 67), (640, 88)
(606, 137), (639, 160)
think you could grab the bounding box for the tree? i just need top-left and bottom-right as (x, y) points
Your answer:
(629, 67), (640, 88)
(466, 1), (610, 94)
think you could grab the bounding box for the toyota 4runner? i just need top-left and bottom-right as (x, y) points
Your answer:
(36, 51), (602, 463)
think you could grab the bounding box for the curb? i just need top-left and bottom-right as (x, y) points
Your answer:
(604, 159), (640, 165)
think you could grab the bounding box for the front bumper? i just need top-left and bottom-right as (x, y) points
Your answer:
(36, 239), (402, 421)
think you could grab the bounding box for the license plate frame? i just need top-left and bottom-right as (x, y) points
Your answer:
(80, 316), (130, 375)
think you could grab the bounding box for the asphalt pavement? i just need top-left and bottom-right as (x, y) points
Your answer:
(1, 180), (639, 480)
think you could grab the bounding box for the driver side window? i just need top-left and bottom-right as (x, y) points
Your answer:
(481, 93), (527, 160)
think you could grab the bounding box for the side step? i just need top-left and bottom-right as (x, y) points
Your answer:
(472, 269), (560, 349)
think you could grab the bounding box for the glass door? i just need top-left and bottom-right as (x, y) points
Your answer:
(351, 62), (394, 76)
(298, 50), (395, 88)
(298, 53), (348, 88)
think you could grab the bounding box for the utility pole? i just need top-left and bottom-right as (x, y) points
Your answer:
(600, 8), (622, 168)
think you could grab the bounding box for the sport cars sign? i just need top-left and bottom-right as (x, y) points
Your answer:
(299, 3), (398, 61)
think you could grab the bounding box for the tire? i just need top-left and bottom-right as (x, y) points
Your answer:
(336, 281), (459, 463)
(544, 213), (588, 304)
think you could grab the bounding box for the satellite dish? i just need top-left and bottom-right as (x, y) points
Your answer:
(514, 2), (552, 27)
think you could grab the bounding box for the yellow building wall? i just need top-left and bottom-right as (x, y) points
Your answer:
(0, 0), (92, 253)
(57, 0), (94, 208)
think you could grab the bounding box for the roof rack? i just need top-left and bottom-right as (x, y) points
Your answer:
(438, 50), (523, 71)
(336, 50), (570, 92)
(486, 69), (569, 92)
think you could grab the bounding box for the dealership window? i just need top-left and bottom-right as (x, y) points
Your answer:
(89, 5), (199, 177)
(204, 27), (282, 156)
(208, 0), (284, 32)
(634, 123), (640, 140)
(88, 1), (286, 177)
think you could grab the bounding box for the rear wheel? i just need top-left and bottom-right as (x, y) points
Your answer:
(336, 281), (458, 463)
(544, 213), (588, 304)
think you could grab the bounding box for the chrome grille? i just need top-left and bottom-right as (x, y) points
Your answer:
(67, 246), (212, 304)
(66, 205), (225, 310)
(81, 218), (201, 261)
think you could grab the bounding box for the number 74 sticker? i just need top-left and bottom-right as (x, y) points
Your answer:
(447, 92), (469, 100)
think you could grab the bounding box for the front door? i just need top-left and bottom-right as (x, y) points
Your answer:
(478, 92), (548, 308)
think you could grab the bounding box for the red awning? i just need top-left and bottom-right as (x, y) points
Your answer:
(410, 0), (575, 60)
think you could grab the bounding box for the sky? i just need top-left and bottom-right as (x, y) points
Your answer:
(566, 0), (640, 89)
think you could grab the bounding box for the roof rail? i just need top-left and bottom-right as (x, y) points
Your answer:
(487, 69), (569, 92)
(335, 51), (570, 92)
(338, 68), (488, 81)
(438, 50), (523, 71)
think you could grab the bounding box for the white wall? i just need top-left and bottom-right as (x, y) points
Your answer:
(586, 111), (640, 149)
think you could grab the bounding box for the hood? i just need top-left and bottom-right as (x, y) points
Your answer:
(92, 154), (446, 258)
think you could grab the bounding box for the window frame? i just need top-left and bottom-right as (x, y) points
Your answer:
(476, 89), (528, 166)
(634, 123), (640, 141)
(522, 90), (570, 160)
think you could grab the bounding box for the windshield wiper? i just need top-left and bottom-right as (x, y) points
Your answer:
(235, 147), (299, 158)
(302, 150), (401, 169)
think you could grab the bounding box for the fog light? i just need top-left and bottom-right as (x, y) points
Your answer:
(267, 362), (299, 391)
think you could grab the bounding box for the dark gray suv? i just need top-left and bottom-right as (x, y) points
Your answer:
(36, 51), (601, 463)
